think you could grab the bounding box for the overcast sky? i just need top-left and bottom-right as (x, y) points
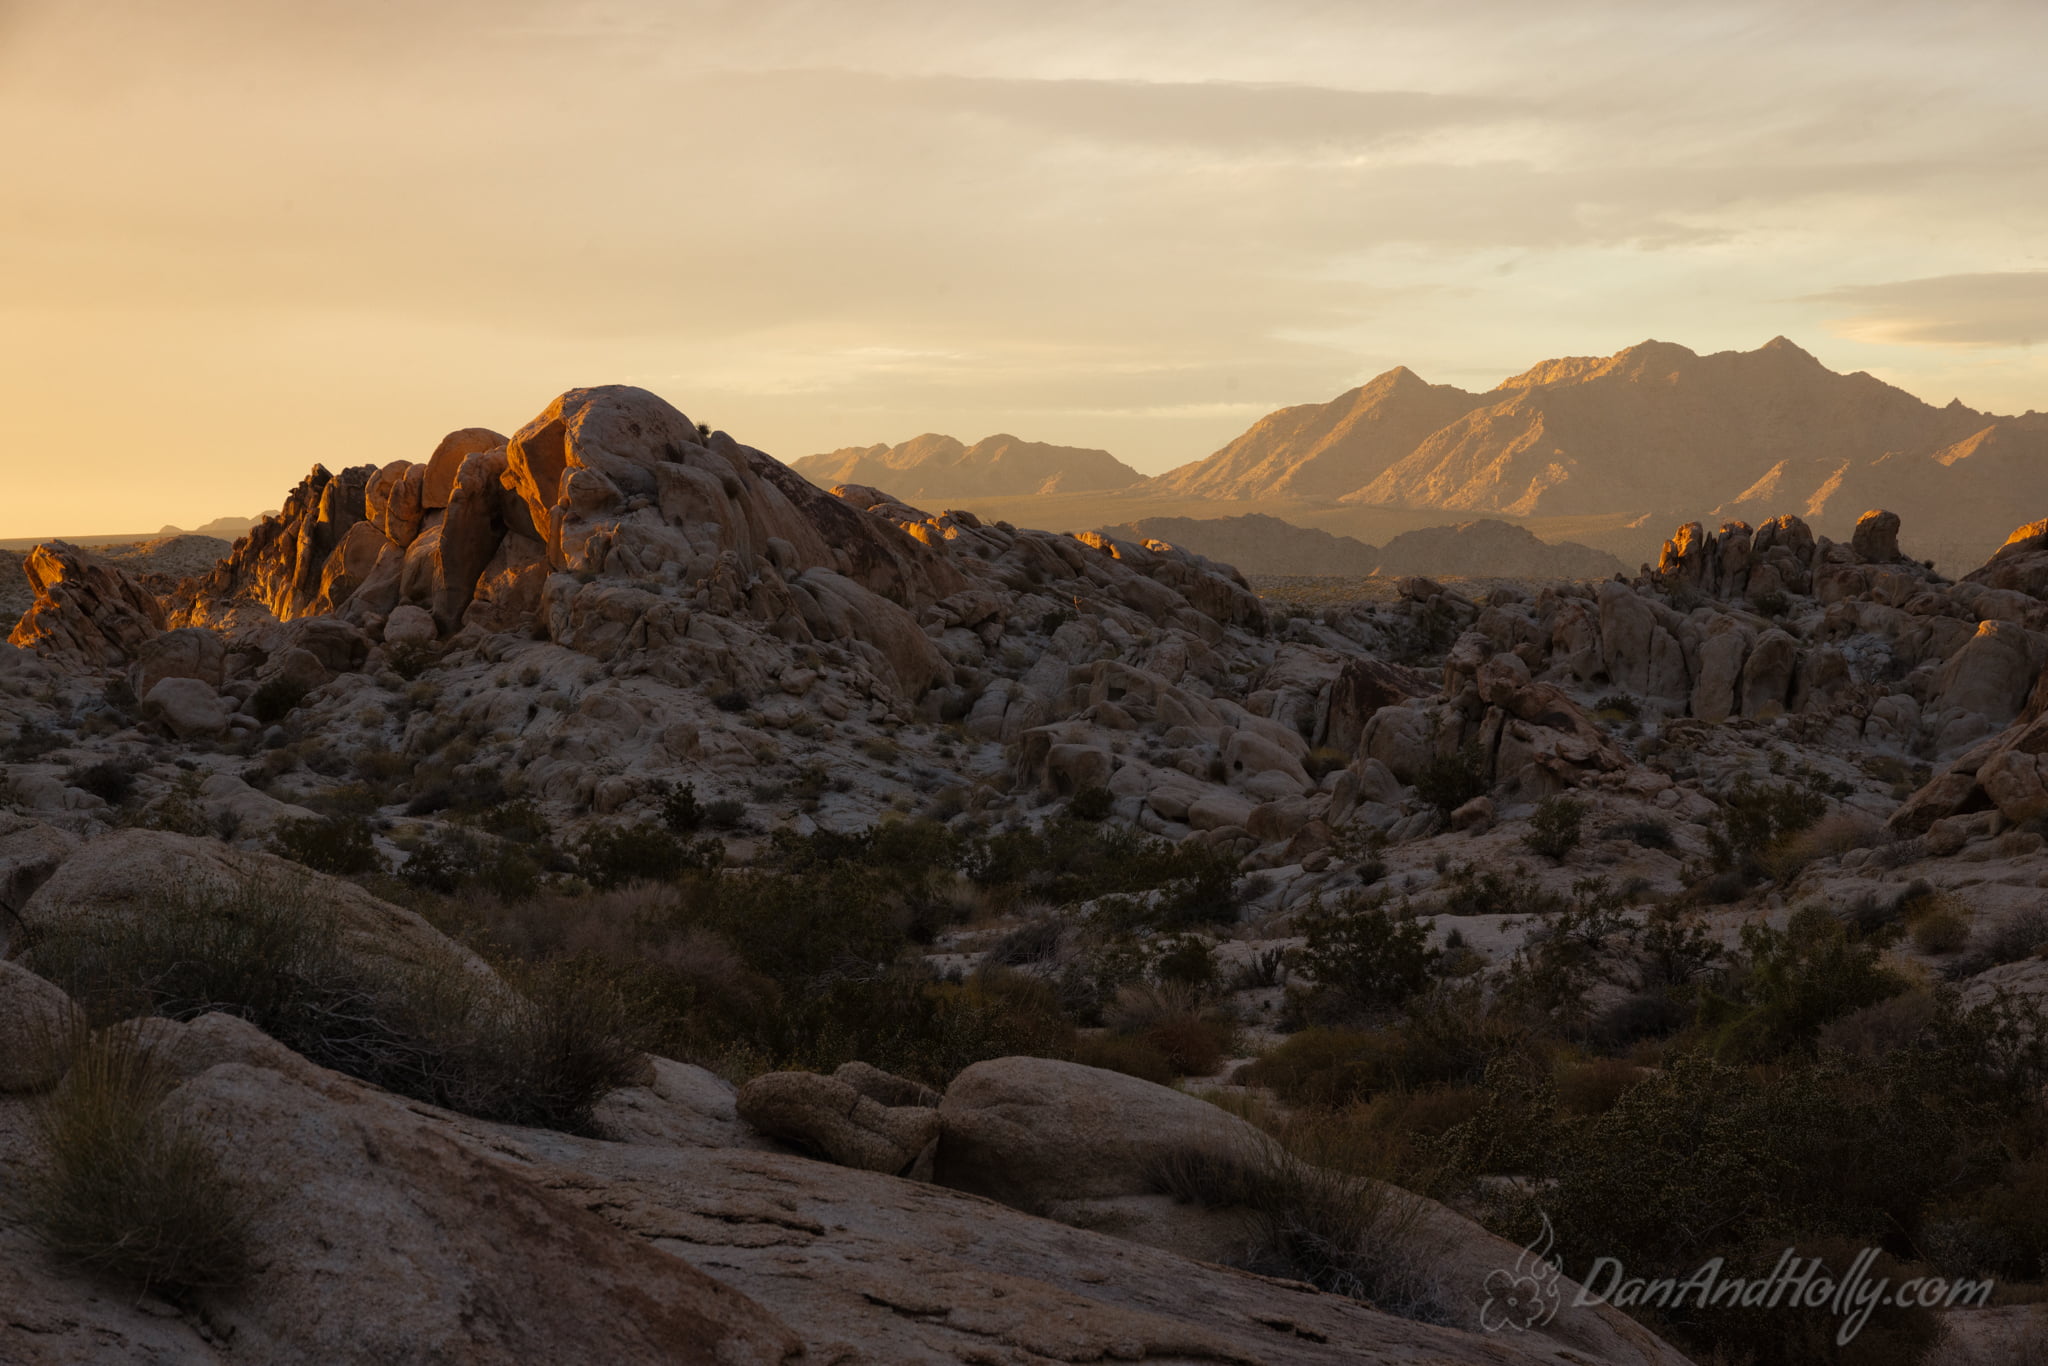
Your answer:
(4, 0), (2045, 535)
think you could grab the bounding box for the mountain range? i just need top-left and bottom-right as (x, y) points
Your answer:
(804, 338), (2048, 572)
(792, 433), (1145, 501)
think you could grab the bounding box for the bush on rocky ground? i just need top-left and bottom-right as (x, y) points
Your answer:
(268, 813), (386, 875)
(1521, 795), (1585, 860)
(1149, 1129), (1456, 1322)
(1412, 744), (1487, 815)
(17, 1026), (253, 1298)
(1705, 776), (1829, 884)
(1290, 892), (1442, 1021)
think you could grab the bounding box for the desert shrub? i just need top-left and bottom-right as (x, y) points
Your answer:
(674, 861), (942, 992)
(1102, 983), (1233, 1076)
(984, 916), (1065, 967)
(1071, 1032), (1176, 1085)
(1966, 908), (2048, 971)
(1816, 991), (1941, 1061)
(352, 747), (410, 784)
(653, 781), (702, 832)
(1143, 1013), (1230, 1076)
(1149, 1132), (1454, 1322)
(1587, 990), (1689, 1048)
(401, 826), (542, 900)
(1608, 817), (1675, 850)
(1636, 905), (1727, 988)
(1761, 809), (1882, 883)
(777, 966), (1077, 1087)
(1491, 879), (1644, 1033)
(711, 689), (749, 713)
(1412, 745), (1486, 815)
(1911, 901), (1973, 956)
(445, 954), (660, 1131)
(475, 797), (552, 847)
(576, 821), (720, 890)
(1592, 693), (1640, 718)
(403, 764), (508, 817)
(1521, 796), (1585, 860)
(1707, 777), (1828, 880)
(1431, 866), (1569, 918)
(6, 720), (67, 762)
(1245, 1027), (1383, 1105)
(1247, 997), (1523, 1108)
(17, 1028), (252, 1297)
(968, 817), (1241, 928)
(249, 676), (310, 725)
(1229, 946), (1290, 991)
(703, 798), (746, 831)
(1065, 784), (1114, 821)
(1304, 746), (1350, 782)
(1925, 1147), (2048, 1282)
(68, 759), (139, 806)
(1554, 1057), (1644, 1115)
(1490, 1035), (2027, 1366)
(1294, 894), (1440, 1018)
(268, 813), (386, 876)
(1152, 934), (1219, 991)
(1751, 589), (1789, 618)
(1698, 905), (1907, 1061)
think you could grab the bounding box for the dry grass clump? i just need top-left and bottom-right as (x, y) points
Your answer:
(1554, 1057), (1646, 1116)
(1965, 909), (2048, 972)
(1101, 982), (1234, 1077)
(15, 1028), (252, 1297)
(1071, 1032), (1176, 1085)
(1148, 1128), (1455, 1323)
(1907, 892), (1974, 956)
(1757, 808), (1882, 883)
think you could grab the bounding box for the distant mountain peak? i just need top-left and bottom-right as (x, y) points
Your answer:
(792, 432), (1144, 500)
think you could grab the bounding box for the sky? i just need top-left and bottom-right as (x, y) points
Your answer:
(3, 0), (2045, 536)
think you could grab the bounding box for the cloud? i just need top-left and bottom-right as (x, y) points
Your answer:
(1807, 273), (2048, 348)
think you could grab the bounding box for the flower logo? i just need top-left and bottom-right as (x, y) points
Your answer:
(1479, 1213), (1563, 1333)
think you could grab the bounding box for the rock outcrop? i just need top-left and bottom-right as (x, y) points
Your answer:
(7, 542), (165, 667)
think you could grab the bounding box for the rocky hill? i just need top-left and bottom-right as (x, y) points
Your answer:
(1153, 337), (2048, 570)
(1373, 519), (1626, 578)
(5, 383), (2048, 1363)
(794, 432), (1146, 501)
(1096, 512), (1383, 576)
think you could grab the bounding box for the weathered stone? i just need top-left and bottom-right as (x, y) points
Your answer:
(736, 1070), (941, 1176)
(1852, 508), (1903, 562)
(142, 676), (231, 738)
(382, 603), (437, 646)
(421, 428), (507, 511)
